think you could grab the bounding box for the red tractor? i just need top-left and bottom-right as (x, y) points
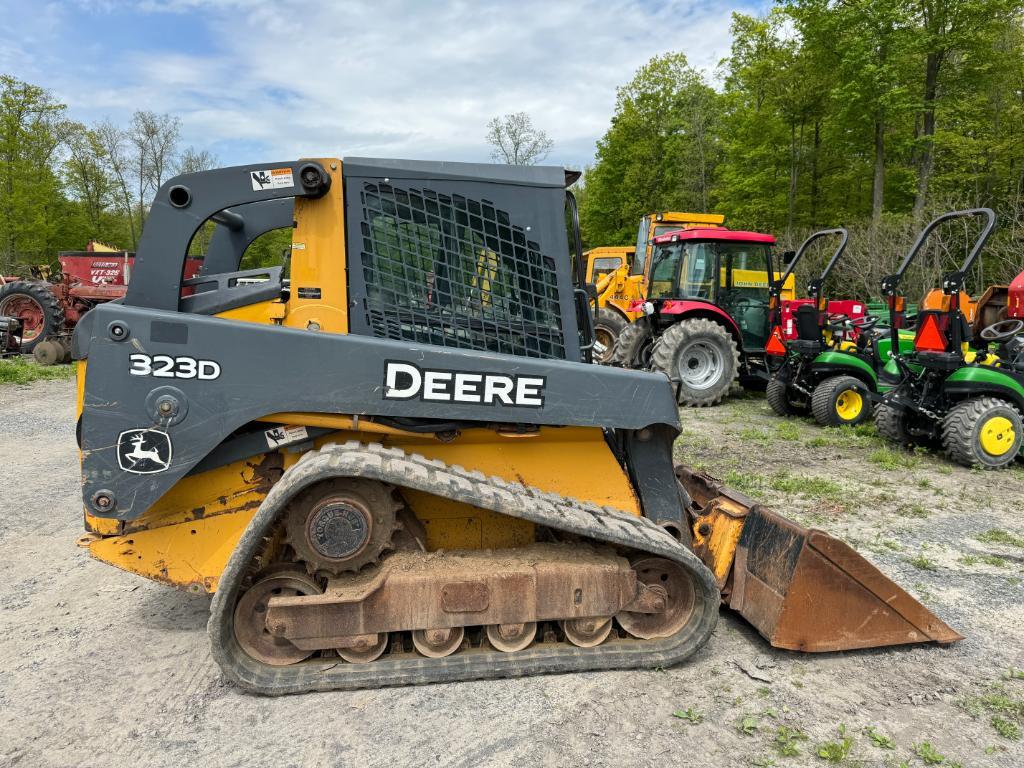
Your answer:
(0, 242), (202, 363)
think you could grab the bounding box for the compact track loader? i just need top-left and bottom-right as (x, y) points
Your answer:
(73, 158), (960, 694)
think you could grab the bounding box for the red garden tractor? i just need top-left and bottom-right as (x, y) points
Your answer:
(0, 242), (203, 363)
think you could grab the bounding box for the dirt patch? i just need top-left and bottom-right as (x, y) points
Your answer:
(1, 380), (1022, 767)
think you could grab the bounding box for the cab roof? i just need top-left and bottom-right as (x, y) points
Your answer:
(653, 227), (776, 245)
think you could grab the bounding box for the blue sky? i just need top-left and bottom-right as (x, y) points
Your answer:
(1, 0), (767, 170)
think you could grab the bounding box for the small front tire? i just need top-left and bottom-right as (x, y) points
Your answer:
(766, 376), (810, 416)
(811, 375), (872, 427)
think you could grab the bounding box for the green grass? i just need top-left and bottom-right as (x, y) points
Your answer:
(907, 552), (938, 571)
(897, 502), (930, 519)
(868, 446), (919, 470)
(960, 682), (1024, 740)
(725, 469), (846, 503)
(977, 529), (1024, 548)
(991, 716), (1022, 740)
(0, 357), (74, 385)
(775, 422), (800, 441)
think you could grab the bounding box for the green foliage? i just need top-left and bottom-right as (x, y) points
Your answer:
(737, 714), (760, 735)
(863, 725), (896, 749)
(0, 358), (74, 385)
(580, 2), (1024, 297)
(868, 447), (919, 470)
(774, 725), (808, 756)
(991, 715), (1021, 740)
(913, 741), (945, 764)
(672, 707), (704, 724)
(815, 724), (854, 762)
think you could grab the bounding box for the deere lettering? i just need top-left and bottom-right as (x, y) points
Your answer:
(383, 361), (545, 407)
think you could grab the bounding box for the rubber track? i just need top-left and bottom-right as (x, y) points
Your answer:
(209, 441), (720, 695)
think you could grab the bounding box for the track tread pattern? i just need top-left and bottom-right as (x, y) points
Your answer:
(651, 319), (739, 407)
(209, 441), (719, 695)
(941, 396), (1022, 469)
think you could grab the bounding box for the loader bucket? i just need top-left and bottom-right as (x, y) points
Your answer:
(677, 468), (963, 652)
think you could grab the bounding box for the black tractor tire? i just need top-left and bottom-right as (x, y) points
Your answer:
(766, 376), (810, 416)
(651, 319), (739, 407)
(0, 280), (65, 354)
(811, 375), (873, 427)
(593, 308), (628, 365)
(610, 320), (653, 369)
(874, 402), (913, 447)
(941, 397), (1022, 469)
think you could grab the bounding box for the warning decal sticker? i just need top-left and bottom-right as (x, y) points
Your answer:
(250, 168), (295, 191)
(264, 424), (309, 448)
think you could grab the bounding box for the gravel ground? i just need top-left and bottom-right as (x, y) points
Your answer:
(1, 376), (1023, 768)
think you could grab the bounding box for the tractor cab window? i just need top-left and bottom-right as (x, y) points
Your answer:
(648, 242), (716, 300)
(630, 217), (650, 276)
(589, 256), (622, 281)
(718, 242), (773, 351)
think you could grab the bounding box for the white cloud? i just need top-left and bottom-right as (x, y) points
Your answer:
(3, 0), (762, 168)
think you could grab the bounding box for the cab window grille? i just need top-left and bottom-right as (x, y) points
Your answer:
(359, 182), (566, 359)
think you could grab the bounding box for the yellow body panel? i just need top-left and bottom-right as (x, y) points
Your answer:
(689, 497), (748, 588)
(85, 422), (639, 592)
(89, 511), (253, 593)
(285, 159), (348, 334)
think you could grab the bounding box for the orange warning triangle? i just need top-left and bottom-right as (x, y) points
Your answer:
(766, 326), (787, 356)
(915, 314), (947, 352)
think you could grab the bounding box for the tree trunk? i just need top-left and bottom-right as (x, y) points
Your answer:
(787, 122), (798, 238)
(810, 120), (821, 223)
(872, 119), (885, 225)
(913, 52), (942, 217)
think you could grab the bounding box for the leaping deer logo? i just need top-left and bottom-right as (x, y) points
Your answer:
(117, 429), (172, 474)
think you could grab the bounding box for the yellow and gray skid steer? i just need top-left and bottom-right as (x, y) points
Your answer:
(72, 158), (960, 694)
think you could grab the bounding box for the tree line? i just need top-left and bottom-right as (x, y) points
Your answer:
(579, 0), (1024, 299)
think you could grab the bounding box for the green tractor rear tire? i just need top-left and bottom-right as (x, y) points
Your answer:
(941, 397), (1022, 469)
(811, 375), (872, 427)
(766, 376), (809, 416)
(593, 308), (627, 365)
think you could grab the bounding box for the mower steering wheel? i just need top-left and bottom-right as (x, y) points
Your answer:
(850, 315), (880, 331)
(980, 318), (1024, 342)
(826, 313), (850, 330)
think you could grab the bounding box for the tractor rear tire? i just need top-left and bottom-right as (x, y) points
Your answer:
(651, 319), (739, 407)
(593, 308), (627, 365)
(766, 376), (809, 416)
(874, 403), (913, 446)
(941, 397), (1022, 469)
(0, 280), (65, 354)
(610, 321), (653, 369)
(811, 375), (872, 427)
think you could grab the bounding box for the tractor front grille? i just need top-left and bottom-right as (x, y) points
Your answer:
(358, 182), (566, 359)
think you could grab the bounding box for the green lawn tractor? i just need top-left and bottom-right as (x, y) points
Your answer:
(764, 216), (960, 427)
(875, 208), (1024, 468)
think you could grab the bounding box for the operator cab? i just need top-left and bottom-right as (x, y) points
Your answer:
(647, 228), (777, 351)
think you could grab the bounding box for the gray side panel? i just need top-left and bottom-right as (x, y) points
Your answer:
(203, 199), (295, 276)
(79, 302), (679, 521)
(342, 157), (566, 188)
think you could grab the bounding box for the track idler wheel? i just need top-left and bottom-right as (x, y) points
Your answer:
(616, 558), (696, 640)
(233, 568), (322, 666)
(412, 627), (465, 658)
(562, 617), (613, 648)
(486, 622), (537, 653)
